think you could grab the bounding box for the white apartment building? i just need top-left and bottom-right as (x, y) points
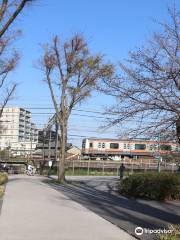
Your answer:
(0, 107), (38, 155)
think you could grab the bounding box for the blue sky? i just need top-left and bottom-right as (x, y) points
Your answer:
(8, 0), (180, 146)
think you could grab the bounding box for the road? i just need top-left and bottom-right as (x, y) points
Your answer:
(49, 176), (180, 240)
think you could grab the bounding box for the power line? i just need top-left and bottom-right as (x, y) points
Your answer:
(0, 111), (157, 123)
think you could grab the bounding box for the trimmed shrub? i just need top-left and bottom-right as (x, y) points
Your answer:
(158, 224), (180, 240)
(119, 172), (180, 201)
(0, 173), (8, 185)
(0, 173), (8, 198)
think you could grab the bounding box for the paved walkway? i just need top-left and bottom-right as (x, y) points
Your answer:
(51, 176), (180, 240)
(0, 175), (134, 240)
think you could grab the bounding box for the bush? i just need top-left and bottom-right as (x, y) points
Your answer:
(0, 173), (8, 198)
(158, 224), (180, 240)
(119, 172), (180, 201)
(0, 172), (8, 185)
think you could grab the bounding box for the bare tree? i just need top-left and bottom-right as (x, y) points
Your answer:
(41, 35), (115, 182)
(101, 7), (180, 143)
(0, 0), (33, 117)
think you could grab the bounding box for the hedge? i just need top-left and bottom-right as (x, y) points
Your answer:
(158, 224), (180, 240)
(0, 172), (8, 185)
(119, 172), (180, 201)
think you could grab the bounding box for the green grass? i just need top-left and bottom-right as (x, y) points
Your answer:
(43, 167), (119, 176)
(66, 168), (118, 176)
(45, 167), (161, 176)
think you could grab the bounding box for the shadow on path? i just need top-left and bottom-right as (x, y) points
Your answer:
(45, 178), (180, 240)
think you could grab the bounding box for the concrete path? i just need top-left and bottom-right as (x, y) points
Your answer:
(0, 175), (134, 240)
(50, 176), (180, 240)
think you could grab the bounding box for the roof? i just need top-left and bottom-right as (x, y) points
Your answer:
(83, 138), (176, 143)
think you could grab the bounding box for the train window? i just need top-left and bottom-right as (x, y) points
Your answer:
(89, 142), (93, 148)
(110, 143), (119, 149)
(102, 143), (106, 148)
(149, 145), (153, 150)
(160, 145), (171, 151)
(135, 144), (146, 150)
(176, 146), (179, 151)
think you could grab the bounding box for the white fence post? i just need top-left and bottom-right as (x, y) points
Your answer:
(117, 166), (119, 176)
(87, 160), (90, 175)
(102, 161), (104, 175)
(72, 160), (74, 175)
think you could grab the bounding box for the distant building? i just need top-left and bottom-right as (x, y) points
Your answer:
(0, 107), (38, 154)
(67, 146), (81, 160)
(34, 141), (72, 160)
(38, 130), (57, 144)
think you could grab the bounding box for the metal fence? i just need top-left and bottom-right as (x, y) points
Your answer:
(66, 159), (178, 175)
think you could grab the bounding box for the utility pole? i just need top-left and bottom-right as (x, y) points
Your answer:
(157, 134), (161, 173)
(47, 129), (52, 176)
(153, 135), (161, 173)
(54, 117), (59, 174)
(40, 130), (46, 175)
(30, 133), (32, 163)
(48, 116), (59, 176)
(176, 118), (180, 144)
(48, 130), (52, 162)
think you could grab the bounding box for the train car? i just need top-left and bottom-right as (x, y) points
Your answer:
(82, 138), (179, 160)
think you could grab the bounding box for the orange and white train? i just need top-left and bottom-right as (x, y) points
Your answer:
(82, 138), (180, 160)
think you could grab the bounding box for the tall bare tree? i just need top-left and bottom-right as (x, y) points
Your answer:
(101, 7), (180, 143)
(0, 0), (33, 117)
(41, 35), (115, 182)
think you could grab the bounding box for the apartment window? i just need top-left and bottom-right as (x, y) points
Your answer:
(127, 144), (130, 149)
(89, 142), (93, 148)
(135, 144), (146, 150)
(82, 140), (86, 148)
(124, 144), (127, 149)
(149, 145), (153, 150)
(102, 142), (106, 148)
(110, 143), (119, 149)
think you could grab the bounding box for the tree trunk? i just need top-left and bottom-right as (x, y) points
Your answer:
(48, 119), (59, 176)
(58, 122), (67, 183)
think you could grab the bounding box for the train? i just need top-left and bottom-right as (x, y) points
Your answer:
(82, 138), (180, 160)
